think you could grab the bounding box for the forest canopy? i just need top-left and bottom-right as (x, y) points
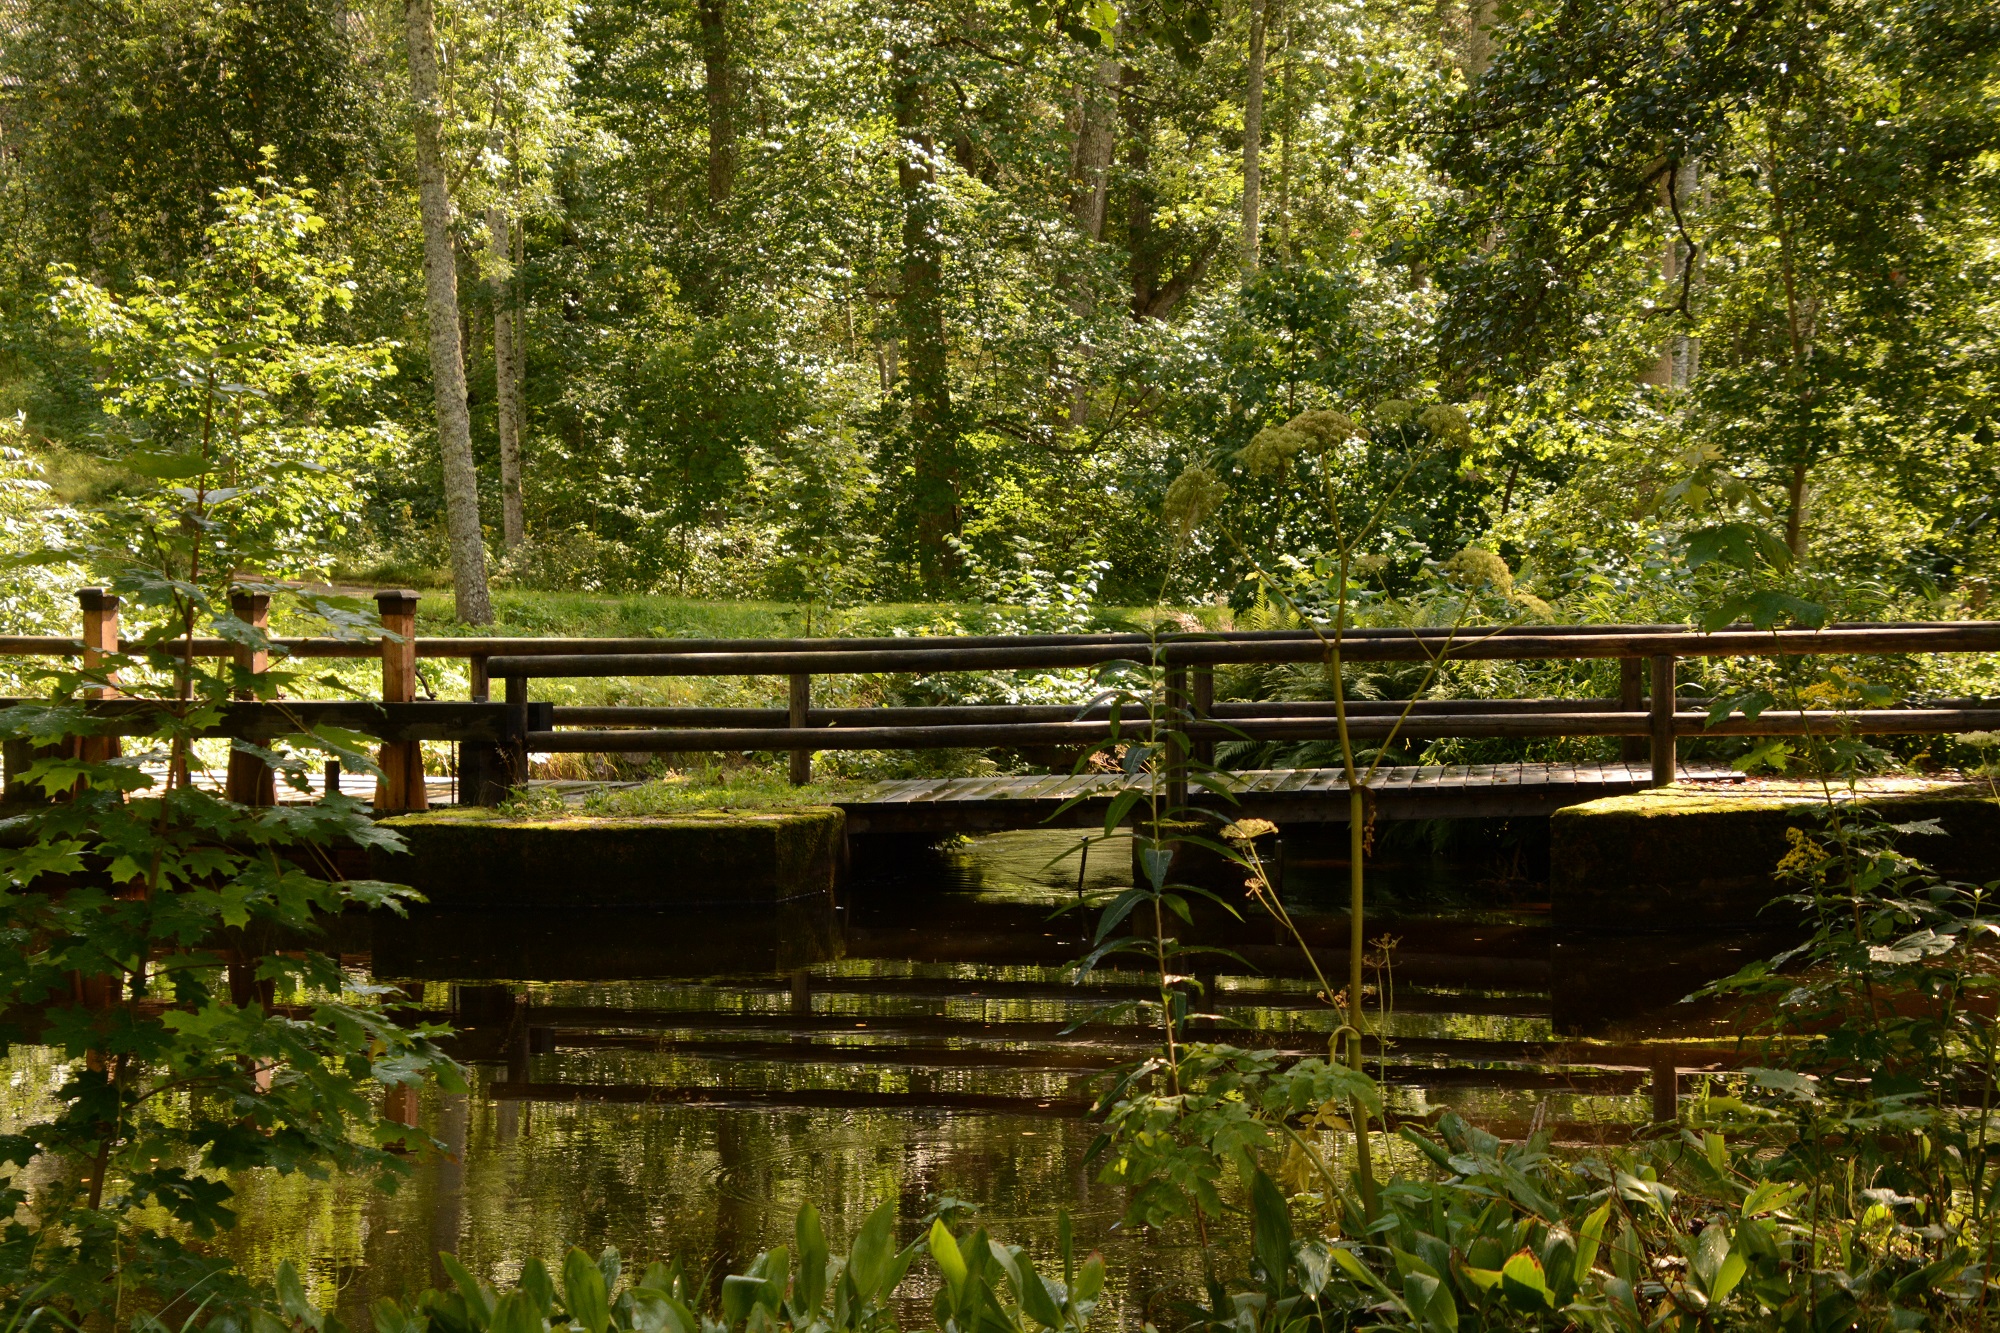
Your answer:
(0, 0), (1995, 622)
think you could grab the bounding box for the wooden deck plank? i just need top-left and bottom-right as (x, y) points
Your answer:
(858, 758), (1739, 818)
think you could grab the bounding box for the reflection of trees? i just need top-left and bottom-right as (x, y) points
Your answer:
(710, 1113), (757, 1285)
(431, 1095), (469, 1286)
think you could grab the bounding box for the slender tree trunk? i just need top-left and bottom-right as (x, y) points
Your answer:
(1071, 52), (1118, 241)
(1770, 127), (1814, 560)
(1124, 62), (1156, 313)
(405, 0), (493, 624)
(1241, 0), (1266, 275)
(891, 44), (958, 591)
(1067, 46), (1119, 426)
(1277, 1), (1292, 261)
(1462, 0), (1498, 78)
(698, 0), (734, 204)
(488, 206), (526, 549)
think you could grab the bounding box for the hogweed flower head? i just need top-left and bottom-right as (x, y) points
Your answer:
(1162, 464), (1228, 543)
(1418, 403), (1472, 447)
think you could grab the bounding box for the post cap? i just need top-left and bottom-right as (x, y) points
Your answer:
(77, 587), (120, 612)
(373, 589), (421, 613)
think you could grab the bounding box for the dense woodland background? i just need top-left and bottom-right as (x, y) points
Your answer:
(0, 0), (1996, 625)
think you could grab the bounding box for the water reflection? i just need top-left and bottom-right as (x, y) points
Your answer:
(11, 827), (1777, 1324)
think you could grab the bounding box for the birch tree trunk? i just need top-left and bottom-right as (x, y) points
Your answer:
(404, 0), (493, 624)
(1241, 0), (1267, 275)
(488, 205), (526, 549)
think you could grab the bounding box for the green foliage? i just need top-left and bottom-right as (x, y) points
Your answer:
(0, 183), (458, 1325)
(46, 166), (401, 581)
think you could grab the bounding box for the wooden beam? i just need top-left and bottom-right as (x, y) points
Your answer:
(485, 624), (2000, 679)
(224, 591), (275, 806)
(373, 591), (427, 813)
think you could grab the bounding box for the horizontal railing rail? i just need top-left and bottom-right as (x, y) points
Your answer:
(5, 588), (1999, 811)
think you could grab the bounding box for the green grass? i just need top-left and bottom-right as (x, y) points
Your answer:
(504, 767), (872, 818)
(401, 588), (1148, 640)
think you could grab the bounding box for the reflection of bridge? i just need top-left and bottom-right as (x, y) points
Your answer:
(7, 588), (2000, 824)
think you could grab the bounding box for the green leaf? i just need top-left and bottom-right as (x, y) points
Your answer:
(1249, 1169), (1293, 1299)
(1073, 1251), (1105, 1305)
(1498, 1249), (1551, 1312)
(519, 1258), (555, 1317)
(124, 450), (216, 480)
(927, 1219), (968, 1298)
(277, 1261), (317, 1327)
(487, 1293), (540, 1333)
(1012, 1250), (1063, 1329)
(795, 1203), (828, 1314)
(845, 1200), (896, 1299)
(1685, 522), (1791, 573)
(1575, 1201), (1612, 1277)
(719, 1276), (763, 1327)
(1691, 1223), (1743, 1304)
(563, 1247), (610, 1333)
(370, 1299), (421, 1333)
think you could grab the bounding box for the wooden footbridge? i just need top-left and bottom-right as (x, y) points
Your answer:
(6, 588), (2000, 829)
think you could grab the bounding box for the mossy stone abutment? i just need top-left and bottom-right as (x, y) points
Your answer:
(368, 805), (845, 910)
(1552, 780), (2000, 933)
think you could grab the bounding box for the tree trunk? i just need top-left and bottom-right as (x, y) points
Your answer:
(404, 0), (493, 624)
(1461, 0), (1499, 78)
(1123, 66), (1216, 319)
(488, 205), (526, 550)
(1276, 1), (1292, 261)
(1071, 52), (1118, 241)
(1241, 0), (1267, 275)
(891, 44), (958, 591)
(698, 0), (734, 205)
(1770, 127), (1814, 561)
(1123, 63), (1163, 315)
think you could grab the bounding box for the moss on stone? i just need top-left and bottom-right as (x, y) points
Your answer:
(371, 806), (845, 908)
(1552, 780), (1999, 932)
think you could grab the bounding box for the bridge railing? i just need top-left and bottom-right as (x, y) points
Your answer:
(5, 588), (2000, 810)
(480, 622), (2000, 800)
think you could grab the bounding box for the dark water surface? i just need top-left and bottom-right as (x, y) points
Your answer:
(33, 829), (1771, 1324)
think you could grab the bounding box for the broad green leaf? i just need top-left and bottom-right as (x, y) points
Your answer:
(795, 1203), (828, 1314)
(1498, 1249), (1551, 1312)
(928, 1220), (968, 1297)
(563, 1247), (610, 1333)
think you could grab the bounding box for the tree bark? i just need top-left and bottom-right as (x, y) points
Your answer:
(404, 0), (493, 624)
(1770, 128), (1814, 560)
(1123, 66), (1215, 319)
(1241, 0), (1267, 275)
(698, 0), (734, 204)
(1461, 0), (1499, 79)
(891, 44), (958, 591)
(1071, 52), (1118, 241)
(488, 205), (526, 550)
(1276, 1), (1292, 261)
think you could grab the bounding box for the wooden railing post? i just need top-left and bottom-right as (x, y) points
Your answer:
(1648, 653), (1676, 786)
(504, 671), (530, 789)
(459, 653), (508, 806)
(1619, 656), (1646, 764)
(788, 673), (812, 786)
(225, 591), (275, 805)
(1164, 664), (1189, 810)
(1191, 666), (1215, 766)
(77, 588), (122, 765)
(373, 590), (427, 813)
